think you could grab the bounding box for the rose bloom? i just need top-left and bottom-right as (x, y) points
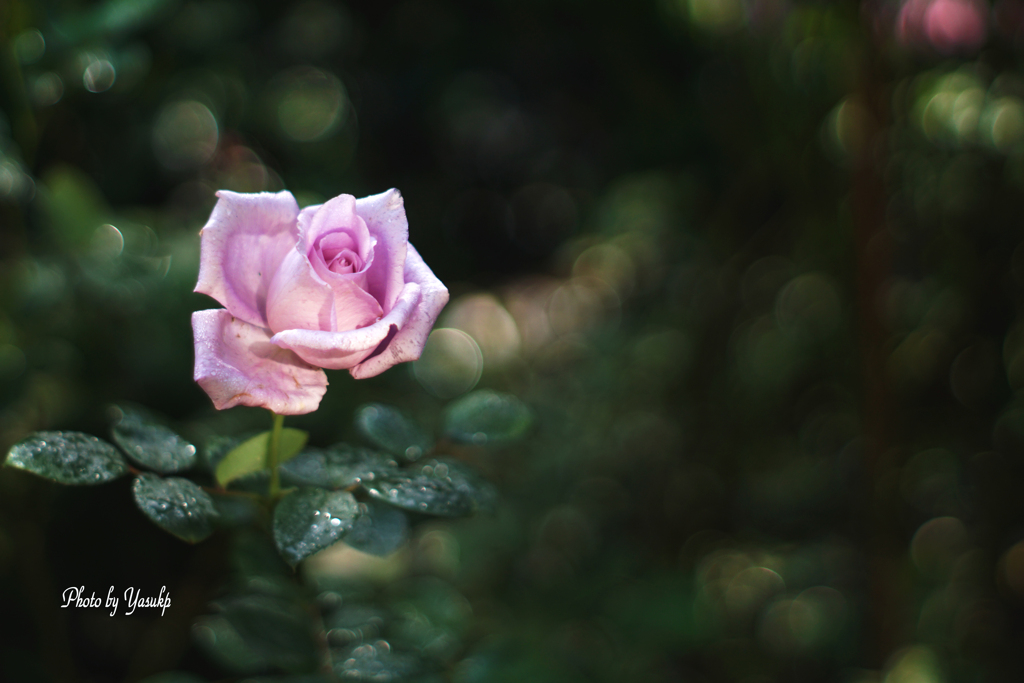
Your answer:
(896, 0), (988, 54)
(192, 189), (448, 415)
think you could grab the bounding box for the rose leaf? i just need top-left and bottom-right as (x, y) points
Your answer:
(442, 390), (532, 445)
(202, 434), (246, 472)
(132, 473), (219, 543)
(354, 403), (433, 462)
(110, 404), (197, 473)
(360, 460), (477, 518)
(278, 443), (398, 490)
(215, 428), (308, 487)
(273, 487), (361, 566)
(430, 458), (498, 513)
(343, 500), (410, 557)
(4, 431), (129, 485)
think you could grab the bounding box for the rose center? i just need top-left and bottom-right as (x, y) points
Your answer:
(316, 231), (366, 275)
(326, 248), (362, 274)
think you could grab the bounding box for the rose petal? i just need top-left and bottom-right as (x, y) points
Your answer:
(356, 189), (409, 314)
(195, 190), (300, 328)
(301, 195), (375, 278)
(265, 247), (334, 331)
(266, 246), (383, 334)
(302, 195), (361, 245)
(192, 309), (328, 415)
(332, 280), (385, 332)
(350, 243), (449, 379)
(271, 282), (422, 370)
(294, 197), (381, 326)
(319, 232), (364, 273)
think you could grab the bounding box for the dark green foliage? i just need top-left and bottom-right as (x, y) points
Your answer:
(279, 441), (492, 520)
(210, 491), (263, 529)
(323, 604), (389, 645)
(202, 434), (245, 472)
(443, 391), (532, 445)
(344, 501), (409, 557)
(237, 677), (333, 683)
(278, 444), (398, 490)
(4, 431), (128, 484)
(192, 611), (272, 675)
(132, 473), (219, 543)
(355, 403), (433, 462)
(362, 465), (475, 518)
(423, 458), (498, 514)
(137, 673), (208, 683)
(332, 642), (424, 681)
(273, 488), (361, 566)
(8, 0), (1024, 681)
(110, 404), (197, 473)
(199, 593), (320, 674)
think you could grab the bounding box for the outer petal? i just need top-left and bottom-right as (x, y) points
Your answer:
(355, 189), (409, 314)
(350, 243), (449, 379)
(195, 190), (300, 328)
(271, 282), (422, 370)
(193, 309), (328, 415)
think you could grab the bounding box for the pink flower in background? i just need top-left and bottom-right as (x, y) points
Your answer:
(897, 0), (988, 54)
(192, 189), (449, 415)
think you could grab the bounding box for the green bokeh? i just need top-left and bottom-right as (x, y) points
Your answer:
(2, 0), (1024, 681)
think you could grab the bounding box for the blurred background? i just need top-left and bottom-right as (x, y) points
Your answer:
(2, 0), (1024, 681)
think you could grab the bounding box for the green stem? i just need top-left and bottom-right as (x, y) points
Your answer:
(267, 412), (285, 500)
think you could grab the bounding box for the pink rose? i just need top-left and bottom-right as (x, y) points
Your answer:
(896, 0), (988, 54)
(192, 189), (449, 415)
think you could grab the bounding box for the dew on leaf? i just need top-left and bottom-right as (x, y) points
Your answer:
(278, 444), (398, 490)
(110, 405), (197, 474)
(132, 474), (218, 543)
(5, 431), (128, 485)
(354, 403), (433, 462)
(273, 488), (362, 566)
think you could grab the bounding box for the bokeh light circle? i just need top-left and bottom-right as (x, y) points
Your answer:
(413, 328), (483, 399)
(275, 67), (346, 142)
(152, 101), (219, 170)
